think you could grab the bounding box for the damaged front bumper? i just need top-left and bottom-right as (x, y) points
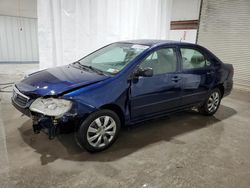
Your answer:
(12, 97), (77, 139)
(11, 87), (77, 139)
(12, 86), (97, 139)
(31, 112), (77, 139)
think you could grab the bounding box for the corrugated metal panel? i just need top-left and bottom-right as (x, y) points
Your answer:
(197, 0), (250, 88)
(0, 15), (39, 62)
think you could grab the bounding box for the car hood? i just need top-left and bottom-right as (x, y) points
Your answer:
(15, 65), (109, 96)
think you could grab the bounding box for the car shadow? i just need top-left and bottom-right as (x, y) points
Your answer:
(18, 104), (237, 165)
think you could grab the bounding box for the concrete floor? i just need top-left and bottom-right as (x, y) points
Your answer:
(0, 64), (250, 188)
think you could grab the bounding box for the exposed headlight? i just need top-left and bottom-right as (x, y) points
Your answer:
(29, 98), (72, 117)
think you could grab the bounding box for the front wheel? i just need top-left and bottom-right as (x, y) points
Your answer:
(199, 88), (221, 116)
(75, 109), (121, 152)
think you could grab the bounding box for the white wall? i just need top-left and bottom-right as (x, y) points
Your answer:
(169, 29), (197, 43)
(0, 0), (37, 18)
(171, 0), (201, 21)
(170, 0), (201, 43)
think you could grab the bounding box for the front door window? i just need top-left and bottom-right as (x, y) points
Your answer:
(139, 48), (177, 75)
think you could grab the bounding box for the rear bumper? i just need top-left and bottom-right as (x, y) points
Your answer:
(223, 80), (233, 97)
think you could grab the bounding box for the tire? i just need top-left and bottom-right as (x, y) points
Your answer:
(199, 88), (221, 116)
(75, 109), (121, 152)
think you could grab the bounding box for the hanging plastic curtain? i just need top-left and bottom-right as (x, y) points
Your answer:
(37, 0), (173, 69)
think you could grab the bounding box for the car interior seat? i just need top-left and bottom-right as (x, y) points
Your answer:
(190, 54), (205, 69)
(156, 50), (176, 74)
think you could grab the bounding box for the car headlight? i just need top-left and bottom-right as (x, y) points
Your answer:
(29, 98), (72, 117)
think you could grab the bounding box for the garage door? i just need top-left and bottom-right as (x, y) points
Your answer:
(197, 0), (250, 89)
(0, 15), (39, 63)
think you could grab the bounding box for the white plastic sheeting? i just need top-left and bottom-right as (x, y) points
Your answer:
(37, 0), (172, 69)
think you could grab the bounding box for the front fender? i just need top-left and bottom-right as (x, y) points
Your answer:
(63, 97), (97, 119)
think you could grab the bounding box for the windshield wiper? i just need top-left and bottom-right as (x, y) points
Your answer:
(73, 61), (106, 75)
(85, 65), (106, 75)
(72, 61), (89, 71)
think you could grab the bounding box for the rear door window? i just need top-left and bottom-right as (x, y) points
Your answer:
(180, 48), (207, 70)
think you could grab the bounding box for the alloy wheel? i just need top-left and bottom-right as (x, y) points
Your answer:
(207, 91), (220, 113)
(86, 116), (117, 148)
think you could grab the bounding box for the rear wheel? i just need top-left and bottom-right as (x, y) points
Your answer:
(75, 109), (120, 152)
(199, 88), (221, 116)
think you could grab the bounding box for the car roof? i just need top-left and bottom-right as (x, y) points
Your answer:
(119, 39), (195, 47)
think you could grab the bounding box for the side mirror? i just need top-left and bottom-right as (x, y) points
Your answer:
(134, 67), (153, 77)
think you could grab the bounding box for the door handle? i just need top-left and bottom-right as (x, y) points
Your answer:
(171, 76), (182, 82)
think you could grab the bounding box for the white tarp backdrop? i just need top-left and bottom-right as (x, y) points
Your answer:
(37, 0), (172, 69)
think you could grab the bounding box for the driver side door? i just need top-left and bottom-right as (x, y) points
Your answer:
(130, 47), (182, 121)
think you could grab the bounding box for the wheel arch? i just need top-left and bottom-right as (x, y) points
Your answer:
(99, 104), (125, 126)
(214, 84), (224, 98)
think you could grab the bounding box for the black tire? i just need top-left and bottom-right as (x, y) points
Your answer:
(199, 88), (221, 116)
(75, 109), (121, 152)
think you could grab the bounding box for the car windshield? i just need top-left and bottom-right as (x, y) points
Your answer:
(76, 43), (149, 75)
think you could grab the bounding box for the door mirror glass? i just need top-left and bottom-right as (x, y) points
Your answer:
(134, 67), (153, 77)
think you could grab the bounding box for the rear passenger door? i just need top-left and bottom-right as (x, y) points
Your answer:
(179, 47), (215, 106)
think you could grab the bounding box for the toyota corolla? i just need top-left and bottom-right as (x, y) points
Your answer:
(12, 40), (233, 152)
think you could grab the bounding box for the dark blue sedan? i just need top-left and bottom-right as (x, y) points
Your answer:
(12, 40), (234, 152)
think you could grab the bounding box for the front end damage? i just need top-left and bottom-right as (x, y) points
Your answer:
(31, 112), (77, 139)
(12, 86), (95, 139)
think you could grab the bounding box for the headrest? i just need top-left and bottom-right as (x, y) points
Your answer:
(191, 55), (204, 64)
